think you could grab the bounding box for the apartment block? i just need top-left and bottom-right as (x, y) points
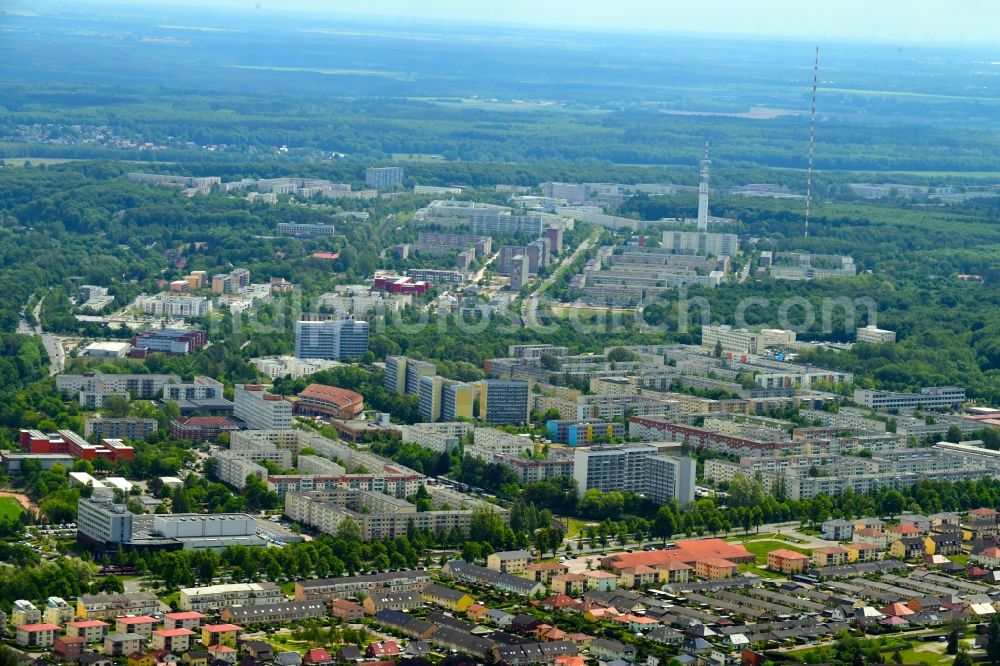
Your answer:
(365, 167), (404, 190)
(131, 327), (206, 355)
(385, 356), (436, 395)
(234, 385), (293, 430)
(856, 325), (896, 344)
(478, 379), (529, 425)
(854, 386), (967, 412)
(84, 416), (158, 442)
(277, 222), (335, 238)
(661, 231), (738, 257)
(295, 317), (369, 361)
(179, 583), (283, 613)
(136, 293), (213, 318)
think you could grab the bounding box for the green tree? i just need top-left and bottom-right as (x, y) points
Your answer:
(989, 615), (1000, 666)
(947, 628), (960, 655)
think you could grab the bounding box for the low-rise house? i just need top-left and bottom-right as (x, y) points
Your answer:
(274, 652), (301, 666)
(890, 537), (925, 561)
(694, 558), (738, 580)
(207, 645), (237, 665)
(854, 517), (885, 531)
(767, 549), (810, 574)
(164, 612), (206, 631)
(466, 603), (488, 622)
(127, 652), (155, 666)
(657, 561), (692, 584)
(362, 591), (422, 614)
(972, 546), (1000, 569)
(68, 620), (111, 642)
(846, 542), (879, 563)
(329, 599), (364, 621)
(106, 633), (146, 657)
(78, 593), (160, 621)
(421, 583), (474, 613)
(152, 629), (196, 653)
(551, 573), (588, 595)
(373, 609), (437, 640)
(331, 646), (359, 663)
(442, 560), (546, 596)
(963, 520), (1000, 541)
(221, 601), (327, 625)
(590, 638), (636, 661)
(925, 533), (962, 556)
(821, 519), (855, 541)
(540, 594), (580, 612)
(486, 550), (534, 575)
(54, 636), (88, 660)
(524, 562), (569, 585)
(619, 566), (658, 589)
(898, 514), (932, 532)
(970, 508), (999, 523)
(365, 641), (401, 659)
(812, 546), (850, 568)
(485, 609), (515, 627)
(182, 650), (209, 666)
(886, 523), (924, 543)
(931, 512), (962, 528)
(116, 616), (158, 638)
(430, 625), (495, 659)
(239, 641), (274, 661)
(201, 624), (243, 648)
(80, 653), (114, 666)
(582, 570), (619, 591)
(303, 648), (333, 666)
(853, 528), (888, 550)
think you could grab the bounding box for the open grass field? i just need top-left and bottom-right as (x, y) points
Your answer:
(0, 496), (24, 520)
(740, 540), (811, 564)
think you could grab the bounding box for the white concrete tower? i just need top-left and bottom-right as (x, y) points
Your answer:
(697, 139), (710, 230)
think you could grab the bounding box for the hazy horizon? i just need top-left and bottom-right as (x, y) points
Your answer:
(22, 0), (1000, 46)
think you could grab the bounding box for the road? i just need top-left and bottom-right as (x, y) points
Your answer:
(18, 293), (66, 375)
(520, 229), (599, 328)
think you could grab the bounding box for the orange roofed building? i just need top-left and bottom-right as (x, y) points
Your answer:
(294, 384), (365, 420)
(601, 538), (754, 571)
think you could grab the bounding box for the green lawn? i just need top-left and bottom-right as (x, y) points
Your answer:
(0, 497), (24, 520)
(897, 646), (952, 666)
(738, 540), (812, 564)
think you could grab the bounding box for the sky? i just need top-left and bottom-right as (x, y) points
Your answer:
(63, 0), (1000, 45)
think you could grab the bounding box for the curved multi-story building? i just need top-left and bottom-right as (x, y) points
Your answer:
(295, 383), (365, 420)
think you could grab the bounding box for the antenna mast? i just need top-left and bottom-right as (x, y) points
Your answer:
(805, 45), (819, 238)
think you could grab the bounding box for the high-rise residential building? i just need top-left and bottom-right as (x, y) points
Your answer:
(365, 167), (404, 190)
(661, 231), (738, 258)
(856, 325), (897, 344)
(441, 382), (474, 422)
(418, 376), (473, 422)
(295, 318), (370, 360)
(545, 227), (564, 255)
(233, 385), (293, 430)
(698, 142), (711, 230)
(477, 380), (529, 425)
(418, 376), (445, 422)
(508, 254), (530, 291)
(645, 455), (697, 505)
(572, 445), (696, 507)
